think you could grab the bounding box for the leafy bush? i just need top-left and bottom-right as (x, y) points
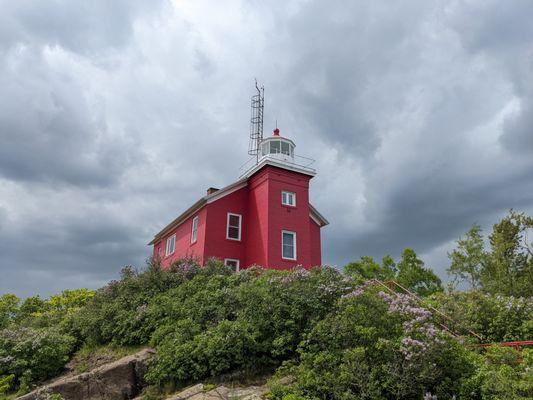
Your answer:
(431, 291), (533, 342)
(460, 347), (533, 399)
(70, 259), (198, 346)
(0, 327), (75, 387)
(269, 284), (477, 399)
(147, 319), (259, 385)
(0, 374), (14, 395)
(145, 265), (352, 386)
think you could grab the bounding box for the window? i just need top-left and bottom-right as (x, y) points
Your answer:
(282, 231), (296, 260)
(191, 216), (199, 243)
(282, 191), (296, 206)
(226, 213), (242, 241)
(224, 258), (240, 272)
(270, 140), (281, 154)
(281, 141), (290, 155)
(165, 234), (176, 256)
(262, 143), (268, 156)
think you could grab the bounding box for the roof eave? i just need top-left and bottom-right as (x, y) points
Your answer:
(148, 198), (207, 245)
(309, 203), (329, 227)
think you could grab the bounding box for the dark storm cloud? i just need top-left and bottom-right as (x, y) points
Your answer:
(0, 199), (150, 296)
(0, 48), (141, 186)
(271, 0), (533, 270)
(1, 0), (533, 297)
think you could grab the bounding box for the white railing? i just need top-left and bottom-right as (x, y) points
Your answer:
(239, 153), (316, 177)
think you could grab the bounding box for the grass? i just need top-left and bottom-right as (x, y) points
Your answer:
(69, 343), (146, 374)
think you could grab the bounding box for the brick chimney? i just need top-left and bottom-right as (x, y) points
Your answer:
(206, 187), (219, 195)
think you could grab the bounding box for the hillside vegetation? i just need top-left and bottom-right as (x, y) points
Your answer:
(0, 211), (532, 399)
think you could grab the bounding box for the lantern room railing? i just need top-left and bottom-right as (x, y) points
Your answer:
(239, 153), (316, 178)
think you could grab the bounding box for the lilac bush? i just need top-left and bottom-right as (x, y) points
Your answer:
(270, 282), (475, 399)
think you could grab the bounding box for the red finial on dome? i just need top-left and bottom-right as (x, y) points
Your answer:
(273, 128), (280, 136)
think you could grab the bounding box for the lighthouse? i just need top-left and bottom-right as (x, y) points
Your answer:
(149, 90), (328, 271)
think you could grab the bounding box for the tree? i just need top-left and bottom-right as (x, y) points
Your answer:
(447, 224), (485, 289)
(448, 211), (533, 296)
(0, 294), (19, 329)
(396, 248), (443, 296)
(345, 250), (442, 296)
(344, 255), (396, 281)
(483, 211), (533, 296)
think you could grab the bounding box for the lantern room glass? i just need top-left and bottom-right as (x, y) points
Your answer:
(260, 139), (294, 159)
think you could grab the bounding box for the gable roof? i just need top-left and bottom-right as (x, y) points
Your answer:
(148, 178), (247, 245)
(148, 177), (328, 245)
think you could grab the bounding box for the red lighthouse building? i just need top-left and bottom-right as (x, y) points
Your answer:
(149, 127), (328, 271)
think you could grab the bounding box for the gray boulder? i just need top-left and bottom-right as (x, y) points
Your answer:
(17, 348), (155, 400)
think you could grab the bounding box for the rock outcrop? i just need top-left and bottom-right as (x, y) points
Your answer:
(17, 348), (155, 400)
(141, 383), (268, 400)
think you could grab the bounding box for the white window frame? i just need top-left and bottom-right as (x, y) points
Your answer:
(191, 215), (199, 244)
(226, 213), (242, 241)
(165, 234), (176, 256)
(224, 258), (240, 271)
(281, 191), (296, 207)
(281, 230), (297, 260)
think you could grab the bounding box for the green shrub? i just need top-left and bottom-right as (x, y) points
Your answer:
(146, 266), (351, 387)
(70, 259), (198, 346)
(0, 374), (14, 395)
(147, 319), (259, 386)
(0, 327), (75, 388)
(460, 347), (533, 399)
(270, 285), (477, 399)
(431, 291), (533, 342)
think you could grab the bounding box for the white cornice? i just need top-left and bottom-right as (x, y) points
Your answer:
(241, 158), (316, 179)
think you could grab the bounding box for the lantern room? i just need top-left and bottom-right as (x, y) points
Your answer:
(259, 128), (295, 163)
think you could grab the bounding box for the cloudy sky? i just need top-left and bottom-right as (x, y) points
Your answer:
(1, 0), (533, 297)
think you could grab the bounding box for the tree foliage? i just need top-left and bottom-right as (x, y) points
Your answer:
(345, 249), (443, 296)
(344, 255), (396, 281)
(448, 210), (533, 296)
(0, 294), (19, 330)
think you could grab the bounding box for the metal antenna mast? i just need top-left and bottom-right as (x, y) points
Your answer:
(248, 80), (264, 163)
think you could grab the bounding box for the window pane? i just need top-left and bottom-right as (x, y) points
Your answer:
(283, 232), (294, 246)
(281, 141), (290, 155)
(229, 215), (240, 227)
(228, 226), (240, 239)
(287, 193), (294, 205)
(283, 244), (294, 259)
(225, 260), (239, 272)
(166, 235), (176, 255)
(271, 141), (281, 153)
(282, 192), (295, 206)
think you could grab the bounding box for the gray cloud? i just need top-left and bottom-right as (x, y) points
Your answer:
(0, 47), (141, 186)
(1, 0), (533, 297)
(0, 0), (167, 55)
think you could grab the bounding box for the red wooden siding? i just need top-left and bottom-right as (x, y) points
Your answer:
(152, 165), (325, 270)
(204, 187), (248, 266)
